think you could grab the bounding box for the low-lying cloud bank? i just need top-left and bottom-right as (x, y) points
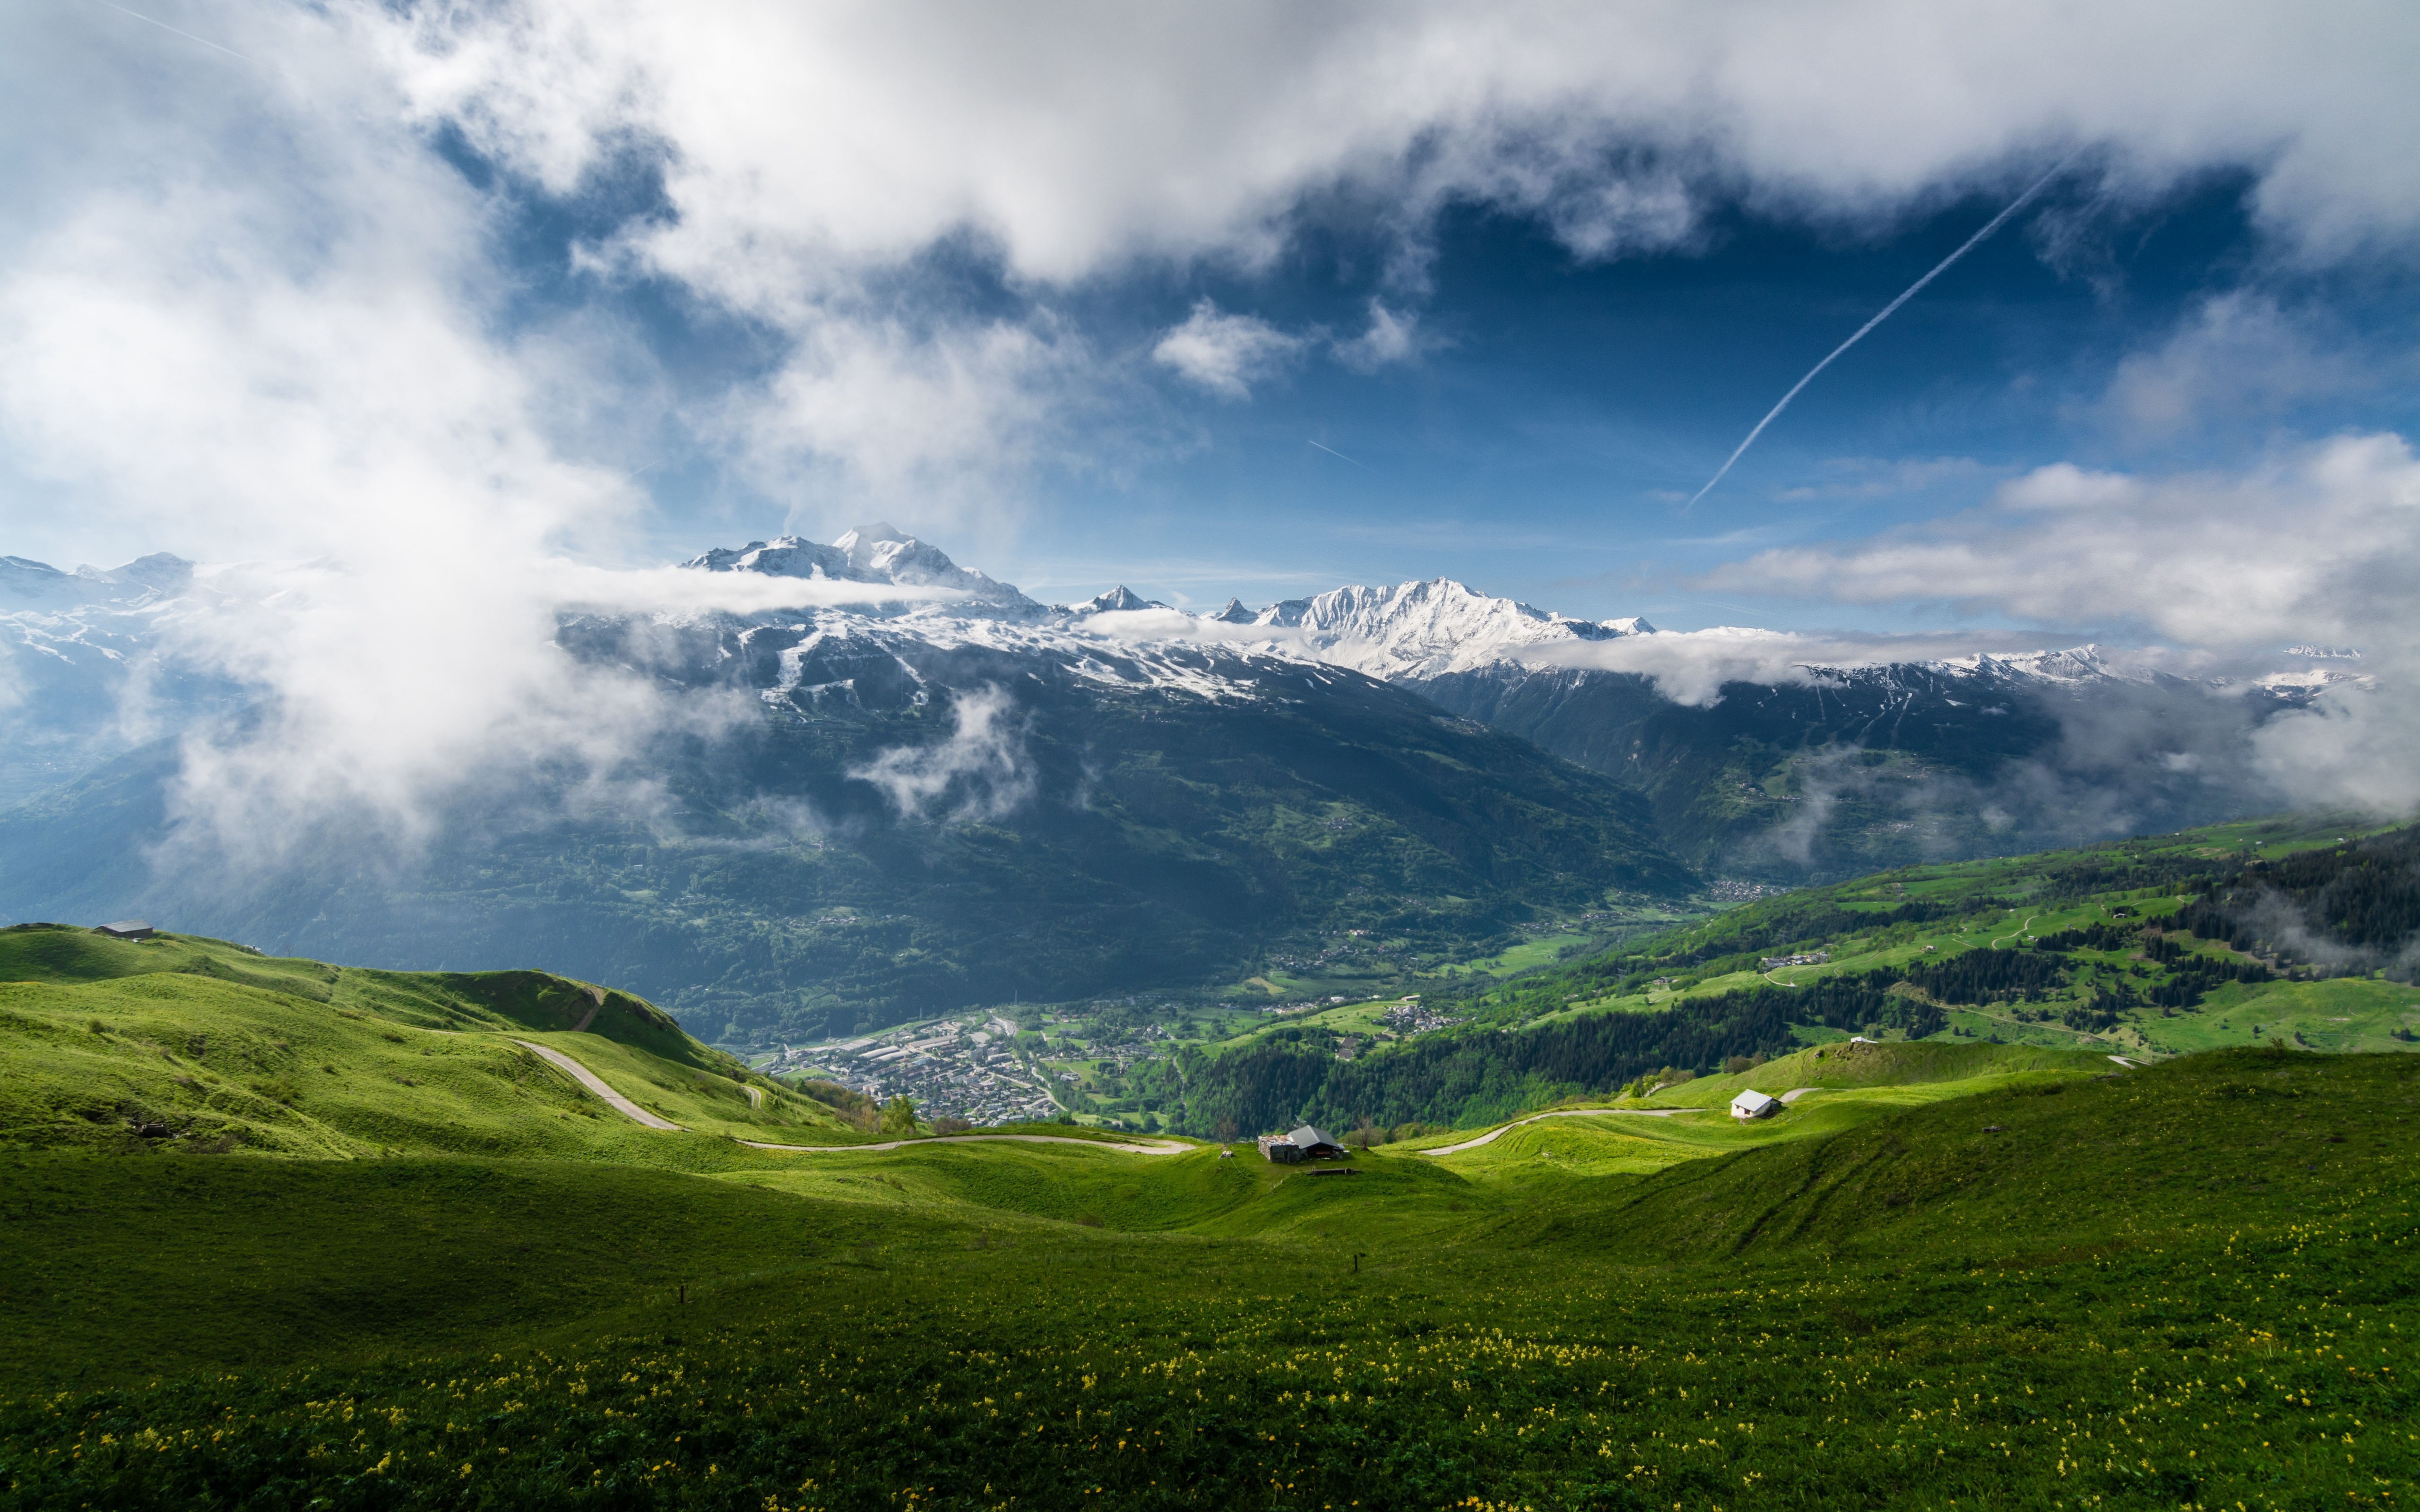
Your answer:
(1699, 432), (2420, 816)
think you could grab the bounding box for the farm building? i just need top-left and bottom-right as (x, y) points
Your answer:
(1258, 1125), (1347, 1162)
(96, 920), (155, 940)
(1730, 1089), (1779, 1120)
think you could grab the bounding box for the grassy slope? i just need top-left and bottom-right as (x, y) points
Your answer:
(1410, 811), (2420, 1058)
(6, 908), (2420, 1507)
(4, 1049), (2415, 1509)
(0, 927), (857, 1156)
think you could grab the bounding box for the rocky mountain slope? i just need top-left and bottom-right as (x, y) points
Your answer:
(0, 523), (2357, 1039)
(0, 528), (1691, 1043)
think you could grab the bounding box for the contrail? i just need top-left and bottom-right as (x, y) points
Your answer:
(83, 0), (250, 60)
(1307, 439), (1373, 471)
(1684, 151), (2082, 512)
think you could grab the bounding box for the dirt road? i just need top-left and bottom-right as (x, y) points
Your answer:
(511, 1039), (683, 1131)
(1419, 1105), (1706, 1156)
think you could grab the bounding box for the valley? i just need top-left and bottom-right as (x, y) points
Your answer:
(4, 812), (2418, 1507)
(1, 526), (2353, 1051)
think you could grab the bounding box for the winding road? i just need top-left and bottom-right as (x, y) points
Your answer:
(1418, 1090), (1822, 1156)
(1990, 914), (2041, 948)
(1419, 1105), (1704, 1155)
(510, 1036), (1191, 1153)
(513, 1038), (683, 1131)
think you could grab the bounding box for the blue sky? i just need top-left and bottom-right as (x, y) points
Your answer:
(510, 154), (2415, 634)
(5, 0), (2419, 651)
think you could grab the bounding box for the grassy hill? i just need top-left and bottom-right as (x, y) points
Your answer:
(0, 923), (854, 1157)
(5, 869), (2420, 1508)
(3, 1035), (2414, 1508)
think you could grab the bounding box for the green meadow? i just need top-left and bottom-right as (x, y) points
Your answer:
(3, 903), (2418, 1509)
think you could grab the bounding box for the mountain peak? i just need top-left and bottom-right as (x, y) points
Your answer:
(681, 529), (1039, 613)
(1244, 576), (1654, 679)
(1077, 585), (1164, 614)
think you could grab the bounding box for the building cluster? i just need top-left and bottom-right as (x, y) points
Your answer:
(1265, 935), (1403, 972)
(1377, 999), (1467, 1036)
(1760, 951), (1830, 970)
(769, 1014), (1060, 1124)
(1262, 997), (1350, 1016)
(1710, 879), (1793, 902)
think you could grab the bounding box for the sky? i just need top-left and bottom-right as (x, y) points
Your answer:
(4, 3), (2418, 659)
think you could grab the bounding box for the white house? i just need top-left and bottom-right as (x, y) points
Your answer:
(1730, 1089), (1779, 1120)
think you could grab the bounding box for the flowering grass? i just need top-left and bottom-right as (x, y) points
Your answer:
(6, 1222), (2412, 1511)
(3, 1049), (2417, 1508)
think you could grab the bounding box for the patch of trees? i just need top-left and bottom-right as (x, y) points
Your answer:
(2036, 852), (2226, 903)
(2174, 825), (2420, 975)
(1183, 970), (1944, 1135)
(2143, 952), (2272, 1009)
(791, 1078), (879, 1132)
(2034, 922), (2136, 953)
(1655, 898), (1965, 970)
(1903, 949), (2065, 1005)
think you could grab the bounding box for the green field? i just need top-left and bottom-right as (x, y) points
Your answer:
(5, 890), (2420, 1507)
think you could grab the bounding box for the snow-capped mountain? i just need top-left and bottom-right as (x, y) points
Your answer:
(657, 527), (2353, 725)
(683, 523), (1040, 612)
(0, 523), (2372, 1040)
(0, 551), (218, 804)
(1242, 579), (1653, 681)
(2, 551), (192, 609)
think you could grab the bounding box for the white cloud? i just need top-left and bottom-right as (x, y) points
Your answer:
(1151, 301), (1306, 400)
(848, 683), (1035, 822)
(1332, 300), (1438, 373)
(1697, 432), (2420, 812)
(382, 0), (2420, 292)
(0, 7), (960, 866)
(1524, 625), (2158, 707)
(735, 312), (1099, 533)
(368, 0), (2420, 514)
(2099, 293), (2368, 441)
(1705, 433), (2420, 651)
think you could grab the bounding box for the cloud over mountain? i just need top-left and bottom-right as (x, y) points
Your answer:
(4, 0), (2418, 867)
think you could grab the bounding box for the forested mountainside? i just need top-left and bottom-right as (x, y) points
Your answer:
(0, 528), (2361, 1051)
(1176, 815), (2415, 1137)
(0, 646), (1688, 1046)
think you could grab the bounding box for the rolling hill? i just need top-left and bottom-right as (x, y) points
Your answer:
(1, 920), (2413, 1509)
(1171, 813), (2420, 1138)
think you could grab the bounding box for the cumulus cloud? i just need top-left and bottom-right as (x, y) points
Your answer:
(1152, 301), (1306, 399)
(2099, 293), (2370, 441)
(1705, 433), (2420, 651)
(1331, 300), (1439, 373)
(368, 0), (2420, 509)
(849, 684), (1036, 822)
(0, 6), (968, 867)
(1698, 433), (2420, 814)
(383, 0), (2420, 286)
(736, 312), (1100, 526)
